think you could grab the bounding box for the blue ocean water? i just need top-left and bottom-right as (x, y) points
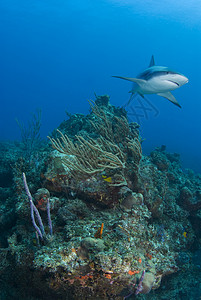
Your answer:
(0, 0), (201, 173)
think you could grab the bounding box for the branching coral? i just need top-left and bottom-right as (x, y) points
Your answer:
(48, 130), (126, 178)
(48, 100), (142, 184)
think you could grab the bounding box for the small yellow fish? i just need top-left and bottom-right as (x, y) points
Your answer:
(102, 175), (112, 183)
(183, 232), (187, 238)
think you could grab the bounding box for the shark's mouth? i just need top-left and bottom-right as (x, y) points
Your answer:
(167, 80), (180, 87)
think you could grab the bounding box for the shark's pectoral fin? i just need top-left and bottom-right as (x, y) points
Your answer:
(138, 92), (145, 98)
(112, 76), (146, 85)
(157, 92), (181, 108)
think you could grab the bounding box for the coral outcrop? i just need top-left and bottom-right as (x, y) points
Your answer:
(0, 95), (201, 299)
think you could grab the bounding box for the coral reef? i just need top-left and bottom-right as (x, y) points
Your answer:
(0, 95), (201, 299)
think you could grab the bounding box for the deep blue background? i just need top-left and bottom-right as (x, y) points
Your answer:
(0, 0), (201, 172)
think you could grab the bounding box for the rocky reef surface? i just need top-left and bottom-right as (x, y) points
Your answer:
(0, 96), (201, 299)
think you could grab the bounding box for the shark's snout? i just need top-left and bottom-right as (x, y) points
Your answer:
(180, 75), (189, 85)
(169, 74), (189, 87)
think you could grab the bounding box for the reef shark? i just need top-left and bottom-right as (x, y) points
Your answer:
(112, 55), (188, 108)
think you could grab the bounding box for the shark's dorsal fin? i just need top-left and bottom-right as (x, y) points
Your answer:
(149, 55), (155, 67)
